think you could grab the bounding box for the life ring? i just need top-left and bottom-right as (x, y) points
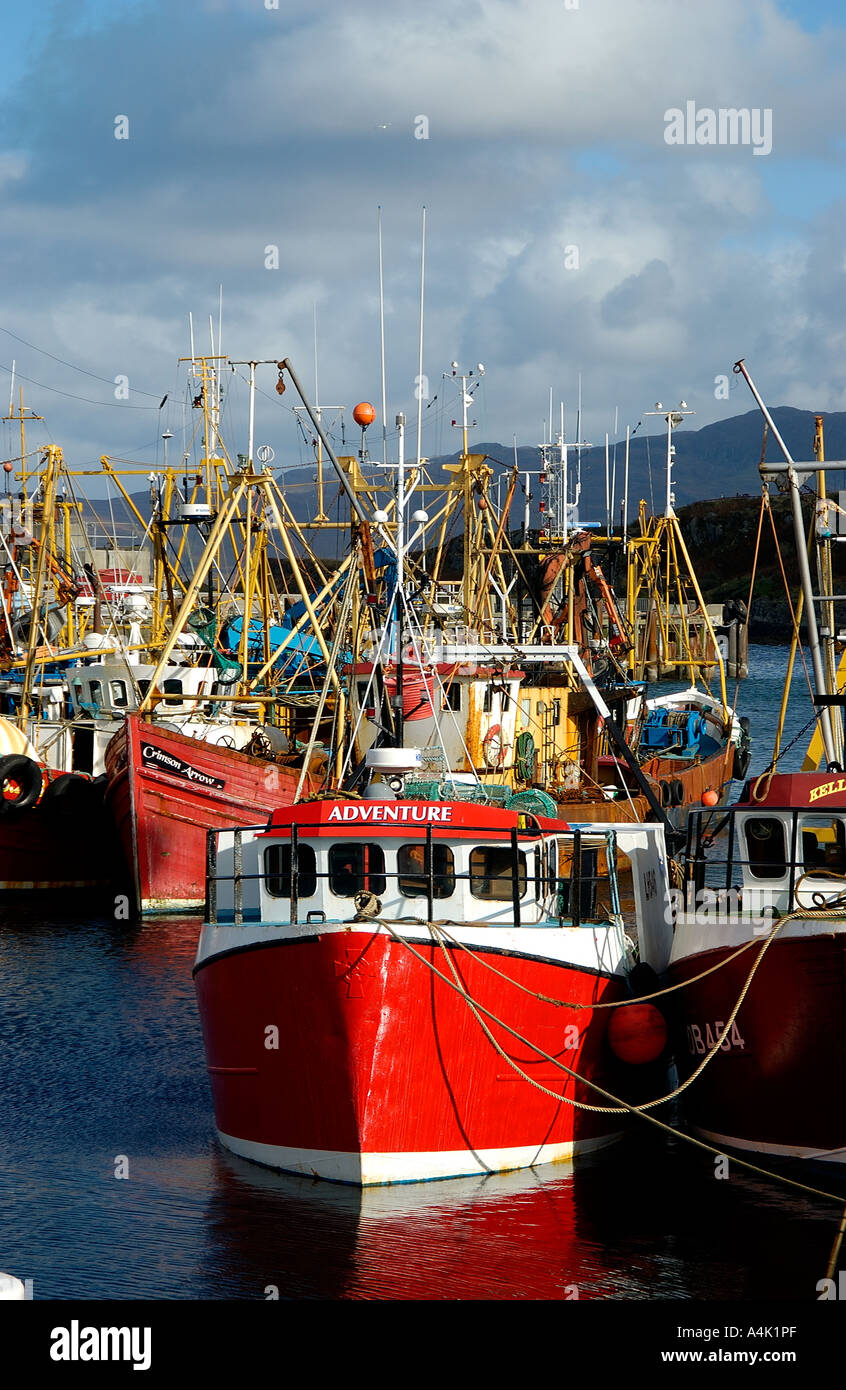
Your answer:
(670, 778), (685, 807)
(482, 724), (508, 768)
(0, 754), (46, 811)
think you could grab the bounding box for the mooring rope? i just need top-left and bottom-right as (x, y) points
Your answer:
(370, 915), (846, 1236)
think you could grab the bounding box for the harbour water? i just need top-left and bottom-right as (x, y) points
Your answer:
(0, 645), (843, 1302)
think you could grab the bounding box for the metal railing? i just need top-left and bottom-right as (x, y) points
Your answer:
(682, 806), (840, 907)
(204, 819), (620, 930)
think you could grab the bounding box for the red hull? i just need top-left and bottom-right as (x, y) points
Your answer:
(194, 926), (627, 1184)
(670, 935), (846, 1161)
(105, 715), (312, 913)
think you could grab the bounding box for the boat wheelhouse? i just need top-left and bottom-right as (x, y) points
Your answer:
(194, 794), (671, 1185)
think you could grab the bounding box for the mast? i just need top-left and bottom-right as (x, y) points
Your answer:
(393, 411), (406, 748)
(733, 358), (837, 765)
(377, 207), (388, 468)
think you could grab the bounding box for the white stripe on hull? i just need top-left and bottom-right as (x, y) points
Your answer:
(142, 898), (203, 915)
(695, 1126), (846, 1165)
(216, 1128), (621, 1186)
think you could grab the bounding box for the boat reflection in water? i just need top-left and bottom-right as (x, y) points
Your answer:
(202, 1134), (838, 1302)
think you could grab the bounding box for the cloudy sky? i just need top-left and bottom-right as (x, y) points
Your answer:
(0, 0), (844, 492)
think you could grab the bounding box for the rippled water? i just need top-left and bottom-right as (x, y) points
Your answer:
(0, 646), (842, 1301)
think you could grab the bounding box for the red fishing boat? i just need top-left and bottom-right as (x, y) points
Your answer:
(194, 785), (671, 1184)
(661, 361), (844, 1166)
(105, 713), (317, 914)
(660, 771), (846, 1165)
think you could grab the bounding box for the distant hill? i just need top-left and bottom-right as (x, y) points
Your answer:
(258, 405), (846, 533)
(439, 407), (846, 520)
(78, 406), (846, 582)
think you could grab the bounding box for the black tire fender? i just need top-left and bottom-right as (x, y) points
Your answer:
(0, 754), (46, 811)
(733, 747), (751, 781)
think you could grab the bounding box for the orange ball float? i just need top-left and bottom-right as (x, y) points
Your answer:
(607, 1002), (667, 1065)
(2, 462), (12, 474)
(353, 401), (376, 428)
(701, 788), (719, 807)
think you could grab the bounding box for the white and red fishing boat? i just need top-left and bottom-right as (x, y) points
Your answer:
(642, 361), (846, 1167)
(194, 762), (672, 1185)
(658, 771), (846, 1165)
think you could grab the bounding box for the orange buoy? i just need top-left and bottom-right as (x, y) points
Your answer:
(701, 788), (719, 807)
(353, 401), (376, 428)
(607, 1002), (667, 1065)
(2, 462), (12, 474)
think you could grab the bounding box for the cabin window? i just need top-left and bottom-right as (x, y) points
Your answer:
(483, 684), (495, 713)
(800, 816), (846, 874)
(397, 843), (455, 898)
(356, 682), (370, 707)
(88, 680), (103, 707)
(469, 846), (527, 900)
(744, 818), (787, 880)
(443, 683), (462, 712)
(163, 678), (184, 706)
(264, 845), (317, 899)
(328, 843), (386, 896)
(552, 698), (562, 725)
(110, 679), (129, 708)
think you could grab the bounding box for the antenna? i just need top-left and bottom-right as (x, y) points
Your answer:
(378, 206), (388, 467)
(8, 360), (14, 418)
(415, 206), (426, 472)
(605, 433), (610, 539)
(217, 285), (224, 411)
(611, 405), (618, 536)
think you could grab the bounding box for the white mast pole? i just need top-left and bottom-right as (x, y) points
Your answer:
(611, 405), (618, 535)
(560, 401), (568, 543)
(247, 362), (256, 467)
(623, 425), (630, 545)
(600, 430), (605, 539)
(415, 206), (426, 472)
(378, 206), (388, 467)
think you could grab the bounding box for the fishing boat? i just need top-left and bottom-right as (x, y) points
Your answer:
(194, 765), (672, 1184)
(639, 362), (846, 1166)
(101, 355), (353, 913)
(660, 772), (846, 1165)
(193, 391), (678, 1184)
